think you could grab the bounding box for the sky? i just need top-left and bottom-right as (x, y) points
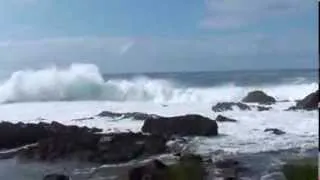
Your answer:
(0, 0), (317, 73)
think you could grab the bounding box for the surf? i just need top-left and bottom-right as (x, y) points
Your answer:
(0, 64), (317, 103)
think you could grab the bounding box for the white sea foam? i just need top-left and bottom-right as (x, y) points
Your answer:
(0, 64), (317, 154)
(0, 64), (317, 103)
(0, 100), (317, 154)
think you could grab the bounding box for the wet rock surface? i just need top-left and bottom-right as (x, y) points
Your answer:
(242, 91), (276, 105)
(0, 121), (167, 164)
(264, 128), (286, 135)
(142, 114), (218, 137)
(256, 106), (272, 111)
(0, 121), (102, 150)
(287, 90), (319, 111)
(97, 111), (161, 120)
(212, 102), (251, 112)
(215, 115), (238, 123)
(19, 132), (167, 164)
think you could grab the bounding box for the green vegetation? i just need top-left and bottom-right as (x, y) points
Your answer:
(282, 158), (318, 180)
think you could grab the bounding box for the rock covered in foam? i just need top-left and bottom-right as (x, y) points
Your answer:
(242, 91), (276, 105)
(97, 111), (161, 120)
(142, 114), (218, 137)
(264, 128), (286, 135)
(212, 102), (251, 112)
(256, 106), (272, 111)
(215, 115), (238, 123)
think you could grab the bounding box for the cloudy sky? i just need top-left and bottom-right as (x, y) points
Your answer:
(0, 0), (317, 73)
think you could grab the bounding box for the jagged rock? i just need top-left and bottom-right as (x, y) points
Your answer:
(242, 91), (276, 105)
(215, 115), (237, 123)
(264, 128), (286, 135)
(142, 114), (218, 137)
(212, 102), (251, 112)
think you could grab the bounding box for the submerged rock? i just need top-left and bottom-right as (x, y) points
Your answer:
(215, 115), (237, 123)
(256, 106), (272, 111)
(142, 114), (218, 137)
(212, 102), (251, 112)
(97, 111), (161, 120)
(264, 128), (286, 135)
(242, 91), (276, 105)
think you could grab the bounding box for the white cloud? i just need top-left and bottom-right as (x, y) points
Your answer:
(201, 0), (314, 29)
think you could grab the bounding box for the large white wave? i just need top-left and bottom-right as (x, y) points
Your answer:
(0, 64), (317, 103)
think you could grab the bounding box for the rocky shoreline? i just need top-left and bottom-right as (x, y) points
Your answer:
(0, 90), (318, 180)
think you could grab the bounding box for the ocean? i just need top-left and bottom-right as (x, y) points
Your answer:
(0, 63), (318, 179)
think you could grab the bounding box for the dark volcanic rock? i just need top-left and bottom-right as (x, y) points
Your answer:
(0, 121), (167, 163)
(0, 121), (49, 149)
(19, 132), (167, 164)
(0, 121), (102, 149)
(93, 133), (167, 163)
(264, 128), (286, 135)
(242, 91), (276, 105)
(43, 174), (70, 180)
(142, 114), (218, 137)
(212, 102), (251, 112)
(72, 117), (94, 121)
(293, 90), (319, 111)
(97, 111), (160, 120)
(215, 115), (237, 123)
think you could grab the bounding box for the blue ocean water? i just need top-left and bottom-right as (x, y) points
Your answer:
(104, 69), (318, 87)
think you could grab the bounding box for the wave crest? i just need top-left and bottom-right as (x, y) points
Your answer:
(0, 64), (317, 103)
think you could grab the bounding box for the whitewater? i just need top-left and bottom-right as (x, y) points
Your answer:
(0, 64), (318, 154)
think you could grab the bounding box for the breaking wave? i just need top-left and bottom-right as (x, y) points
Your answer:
(0, 64), (317, 103)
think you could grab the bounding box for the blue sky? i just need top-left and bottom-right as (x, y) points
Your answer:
(0, 0), (317, 73)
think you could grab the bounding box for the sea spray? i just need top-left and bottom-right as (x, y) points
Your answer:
(0, 64), (317, 103)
